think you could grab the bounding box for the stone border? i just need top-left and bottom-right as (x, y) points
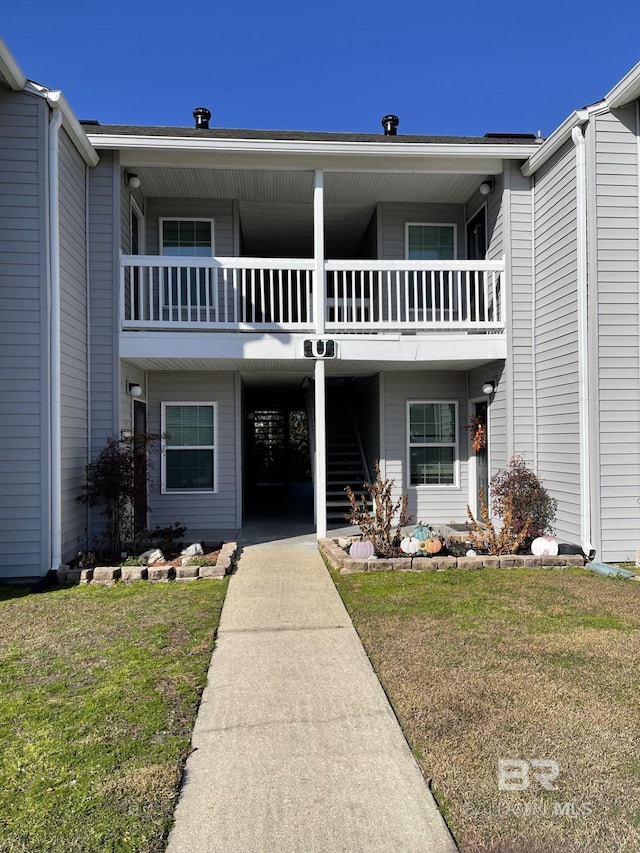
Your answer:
(319, 539), (586, 574)
(56, 542), (238, 586)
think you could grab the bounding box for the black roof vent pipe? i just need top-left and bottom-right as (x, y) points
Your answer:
(193, 107), (212, 129)
(381, 114), (399, 135)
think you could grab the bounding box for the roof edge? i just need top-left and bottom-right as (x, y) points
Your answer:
(0, 36), (27, 91)
(23, 84), (99, 167)
(85, 132), (539, 161)
(521, 110), (590, 176)
(605, 60), (640, 109)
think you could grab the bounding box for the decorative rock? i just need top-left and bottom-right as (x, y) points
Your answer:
(456, 557), (485, 570)
(148, 566), (174, 582)
(121, 566), (148, 582)
(499, 555), (526, 568)
(79, 568), (94, 584)
(181, 543), (204, 557)
(199, 564), (225, 579)
(93, 567), (121, 583)
(176, 565), (199, 580)
(140, 548), (164, 565)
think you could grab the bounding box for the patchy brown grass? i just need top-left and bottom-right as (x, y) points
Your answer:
(333, 568), (640, 853)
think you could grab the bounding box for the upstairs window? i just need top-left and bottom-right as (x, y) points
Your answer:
(162, 403), (217, 493)
(161, 219), (214, 256)
(407, 401), (457, 486)
(406, 224), (456, 260)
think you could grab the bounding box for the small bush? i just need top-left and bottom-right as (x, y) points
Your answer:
(491, 456), (557, 546)
(120, 556), (148, 567)
(345, 461), (413, 558)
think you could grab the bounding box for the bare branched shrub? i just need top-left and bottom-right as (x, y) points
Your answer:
(345, 461), (413, 557)
(466, 488), (531, 555)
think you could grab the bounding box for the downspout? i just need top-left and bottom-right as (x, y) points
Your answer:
(571, 125), (593, 555)
(85, 163), (92, 546)
(530, 174), (538, 471)
(47, 93), (63, 572)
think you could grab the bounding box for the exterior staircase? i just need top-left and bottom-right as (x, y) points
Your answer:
(325, 386), (372, 526)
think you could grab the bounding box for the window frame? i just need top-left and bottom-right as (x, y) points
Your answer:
(405, 222), (458, 260)
(406, 399), (459, 488)
(161, 402), (218, 494)
(159, 217), (215, 257)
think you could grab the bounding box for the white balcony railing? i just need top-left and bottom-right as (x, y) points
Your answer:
(120, 255), (504, 333)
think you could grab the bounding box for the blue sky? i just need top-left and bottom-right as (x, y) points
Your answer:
(3, 1), (640, 138)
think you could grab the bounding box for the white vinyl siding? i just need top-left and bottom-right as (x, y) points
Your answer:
(162, 403), (217, 493)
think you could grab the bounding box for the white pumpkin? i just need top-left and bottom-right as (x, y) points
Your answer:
(531, 536), (558, 557)
(400, 536), (420, 555)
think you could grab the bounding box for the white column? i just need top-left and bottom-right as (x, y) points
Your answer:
(314, 358), (327, 538)
(313, 169), (325, 335)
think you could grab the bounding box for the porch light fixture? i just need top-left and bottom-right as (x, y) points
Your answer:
(481, 381), (496, 395)
(128, 383), (143, 397)
(479, 178), (495, 196)
(125, 171), (141, 189)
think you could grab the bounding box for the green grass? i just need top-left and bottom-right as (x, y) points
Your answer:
(332, 567), (640, 853)
(0, 579), (227, 853)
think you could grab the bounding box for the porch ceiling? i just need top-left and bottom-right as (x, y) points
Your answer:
(135, 168), (488, 257)
(122, 357), (495, 375)
(131, 167), (486, 204)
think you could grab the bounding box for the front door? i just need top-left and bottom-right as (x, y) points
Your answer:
(472, 400), (489, 516)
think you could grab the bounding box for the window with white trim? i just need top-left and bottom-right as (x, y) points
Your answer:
(407, 401), (457, 486)
(161, 219), (214, 256)
(406, 223), (456, 260)
(162, 403), (217, 492)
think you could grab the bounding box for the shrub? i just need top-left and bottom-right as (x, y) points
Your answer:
(491, 456), (557, 546)
(345, 461), (413, 558)
(186, 555), (217, 568)
(466, 488), (532, 555)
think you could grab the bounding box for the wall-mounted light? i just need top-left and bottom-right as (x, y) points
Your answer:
(125, 171), (141, 189)
(128, 383), (143, 397)
(479, 178), (495, 196)
(481, 380), (496, 395)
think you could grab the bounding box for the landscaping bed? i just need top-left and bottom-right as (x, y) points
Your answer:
(58, 541), (237, 585)
(320, 537), (586, 574)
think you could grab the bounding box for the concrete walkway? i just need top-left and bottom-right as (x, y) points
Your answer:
(166, 532), (457, 853)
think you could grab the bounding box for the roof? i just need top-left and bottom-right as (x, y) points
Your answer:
(82, 122), (537, 146)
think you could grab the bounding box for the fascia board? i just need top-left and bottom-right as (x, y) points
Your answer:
(87, 133), (538, 162)
(521, 110), (590, 176)
(39, 89), (99, 167)
(605, 60), (640, 109)
(0, 37), (27, 91)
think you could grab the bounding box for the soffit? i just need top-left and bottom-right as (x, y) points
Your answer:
(132, 167), (486, 204)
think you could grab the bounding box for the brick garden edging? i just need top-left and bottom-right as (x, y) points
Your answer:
(56, 542), (238, 586)
(319, 538), (586, 574)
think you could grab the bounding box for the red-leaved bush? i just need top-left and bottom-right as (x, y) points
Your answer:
(490, 456), (557, 547)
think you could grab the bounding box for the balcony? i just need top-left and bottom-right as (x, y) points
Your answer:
(120, 255), (504, 335)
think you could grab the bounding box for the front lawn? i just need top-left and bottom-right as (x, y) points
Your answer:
(332, 567), (640, 853)
(0, 579), (227, 853)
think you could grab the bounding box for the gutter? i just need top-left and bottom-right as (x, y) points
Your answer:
(25, 82), (99, 167)
(47, 93), (63, 573)
(571, 125), (593, 556)
(0, 36), (27, 90)
(522, 110), (589, 177)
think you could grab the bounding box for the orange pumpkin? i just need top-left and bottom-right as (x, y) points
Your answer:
(424, 538), (443, 555)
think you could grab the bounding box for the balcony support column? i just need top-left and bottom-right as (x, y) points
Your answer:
(313, 169), (325, 335)
(314, 358), (327, 539)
